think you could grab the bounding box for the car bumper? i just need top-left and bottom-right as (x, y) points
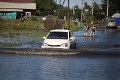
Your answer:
(41, 46), (70, 49)
(107, 26), (117, 29)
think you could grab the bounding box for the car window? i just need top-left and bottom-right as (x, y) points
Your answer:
(69, 32), (72, 38)
(47, 32), (68, 39)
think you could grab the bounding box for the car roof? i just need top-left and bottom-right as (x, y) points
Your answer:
(50, 29), (71, 32)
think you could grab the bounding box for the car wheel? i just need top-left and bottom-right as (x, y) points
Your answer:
(75, 43), (77, 49)
(106, 26), (109, 29)
(114, 26), (118, 29)
(70, 45), (72, 49)
(73, 43), (76, 49)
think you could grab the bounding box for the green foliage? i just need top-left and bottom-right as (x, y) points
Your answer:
(84, 2), (91, 10)
(64, 21), (79, 31)
(1, 42), (22, 47)
(33, 0), (58, 16)
(58, 7), (68, 18)
(85, 14), (94, 23)
(101, 0), (120, 16)
(31, 16), (38, 21)
(83, 1), (102, 21)
(73, 5), (81, 20)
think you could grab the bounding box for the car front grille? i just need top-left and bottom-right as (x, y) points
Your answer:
(48, 45), (61, 47)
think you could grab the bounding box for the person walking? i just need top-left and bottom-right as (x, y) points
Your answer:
(83, 24), (89, 37)
(90, 24), (96, 37)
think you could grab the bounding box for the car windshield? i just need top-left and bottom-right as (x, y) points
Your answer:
(47, 32), (68, 39)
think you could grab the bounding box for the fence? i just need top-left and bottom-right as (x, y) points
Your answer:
(44, 16), (65, 30)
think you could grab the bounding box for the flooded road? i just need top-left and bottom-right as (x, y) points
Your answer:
(74, 28), (120, 51)
(0, 27), (120, 51)
(0, 28), (120, 80)
(18, 27), (120, 51)
(0, 52), (120, 80)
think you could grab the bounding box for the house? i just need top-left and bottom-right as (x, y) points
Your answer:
(0, 0), (36, 19)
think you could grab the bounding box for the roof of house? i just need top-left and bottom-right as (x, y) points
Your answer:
(0, 0), (33, 3)
(0, 2), (36, 12)
(112, 13), (120, 18)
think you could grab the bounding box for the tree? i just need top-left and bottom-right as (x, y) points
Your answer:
(72, 5), (81, 20)
(94, 2), (101, 14)
(84, 2), (91, 16)
(83, 1), (102, 21)
(93, 1), (104, 19)
(101, 0), (120, 16)
(58, 6), (68, 19)
(33, 0), (58, 16)
(84, 2), (91, 9)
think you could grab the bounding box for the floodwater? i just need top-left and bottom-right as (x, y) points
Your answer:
(0, 53), (120, 80)
(0, 27), (120, 50)
(17, 27), (120, 50)
(75, 28), (120, 50)
(0, 28), (120, 80)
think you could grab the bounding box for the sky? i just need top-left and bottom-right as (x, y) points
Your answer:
(56, 0), (102, 8)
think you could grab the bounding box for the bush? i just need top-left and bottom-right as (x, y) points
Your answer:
(31, 16), (38, 21)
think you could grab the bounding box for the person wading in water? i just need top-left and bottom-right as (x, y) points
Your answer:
(90, 24), (96, 37)
(83, 24), (89, 37)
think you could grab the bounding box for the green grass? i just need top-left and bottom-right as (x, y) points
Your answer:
(0, 42), (22, 47)
(0, 19), (48, 47)
(64, 21), (80, 31)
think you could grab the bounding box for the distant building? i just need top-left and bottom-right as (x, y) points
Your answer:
(0, 0), (36, 19)
(0, 0), (33, 3)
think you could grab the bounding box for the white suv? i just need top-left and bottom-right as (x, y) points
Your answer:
(41, 29), (76, 49)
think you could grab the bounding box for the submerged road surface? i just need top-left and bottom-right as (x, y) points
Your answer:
(0, 28), (120, 80)
(0, 51), (120, 80)
(0, 27), (120, 55)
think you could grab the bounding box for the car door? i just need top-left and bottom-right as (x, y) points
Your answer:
(69, 31), (76, 49)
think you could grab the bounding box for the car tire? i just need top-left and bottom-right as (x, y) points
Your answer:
(72, 43), (76, 49)
(75, 43), (77, 49)
(70, 45), (72, 49)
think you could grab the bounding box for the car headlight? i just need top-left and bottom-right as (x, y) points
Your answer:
(42, 43), (48, 46)
(61, 43), (68, 47)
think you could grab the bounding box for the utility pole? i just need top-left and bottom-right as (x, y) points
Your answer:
(107, 0), (109, 17)
(68, 0), (70, 29)
(49, 0), (50, 15)
(59, 0), (61, 5)
(81, 0), (84, 21)
(91, 0), (94, 15)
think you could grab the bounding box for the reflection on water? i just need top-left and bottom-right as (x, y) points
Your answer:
(0, 53), (120, 80)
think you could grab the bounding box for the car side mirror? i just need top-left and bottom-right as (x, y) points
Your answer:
(43, 37), (46, 39)
(70, 37), (73, 40)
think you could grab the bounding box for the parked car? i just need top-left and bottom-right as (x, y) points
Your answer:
(107, 19), (117, 29)
(41, 29), (76, 49)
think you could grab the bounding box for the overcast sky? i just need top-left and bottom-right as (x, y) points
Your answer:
(56, 0), (102, 8)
